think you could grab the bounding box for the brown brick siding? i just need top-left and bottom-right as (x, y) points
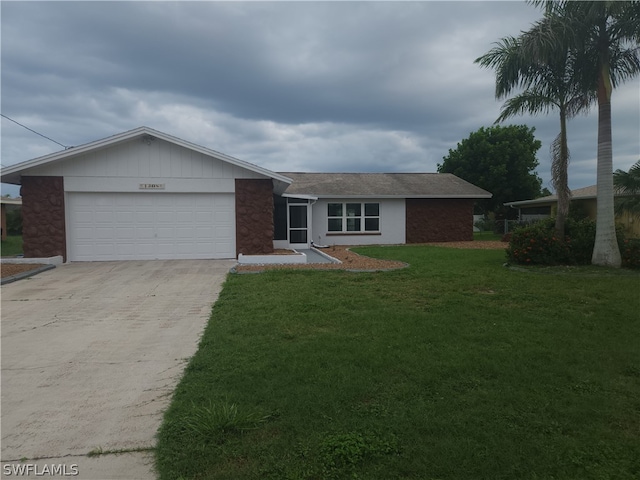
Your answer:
(405, 199), (474, 243)
(20, 176), (67, 260)
(235, 179), (274, 255)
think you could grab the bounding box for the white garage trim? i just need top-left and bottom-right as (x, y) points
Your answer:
(67, 192), (235, 261)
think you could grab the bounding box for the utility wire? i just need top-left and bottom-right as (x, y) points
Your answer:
(1, 113), (71, 149)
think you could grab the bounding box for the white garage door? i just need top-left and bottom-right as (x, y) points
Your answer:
(67, 193), (235, 261)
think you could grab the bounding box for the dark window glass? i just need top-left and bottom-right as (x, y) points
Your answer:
(365, 218), (379, 231)
(346, 203), (361, 217)
(328, 203), (342, 217)
(364, 203), (379, 216)
(290, 230), (307, 243)
(328, 218), (342, 231)
(347, 218), (361, 231)
(289, 205), (307, 228)
(274, 199), (288, 240)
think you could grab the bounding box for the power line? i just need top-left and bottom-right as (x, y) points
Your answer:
(1, 113), (71, 149)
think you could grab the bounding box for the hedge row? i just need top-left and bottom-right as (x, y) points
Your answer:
(506, 218), (639, 269)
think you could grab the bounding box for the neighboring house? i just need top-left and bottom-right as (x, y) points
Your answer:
(1, 197), (22, 241)
(504, 185), (640, 237)
(0, 127), (491, 262)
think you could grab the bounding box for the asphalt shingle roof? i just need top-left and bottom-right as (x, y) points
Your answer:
(504, 185), (635, 207)
(279, 172), (492, 198)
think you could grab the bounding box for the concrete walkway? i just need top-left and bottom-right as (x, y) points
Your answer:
(1, 259), (235, 479)
(297, 248), (338, 264)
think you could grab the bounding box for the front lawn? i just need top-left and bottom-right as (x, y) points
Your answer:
(156, 246), (640, 480)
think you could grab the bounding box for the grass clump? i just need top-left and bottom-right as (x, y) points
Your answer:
(156, 246), (640, 479)
(167, 400), (271, 440)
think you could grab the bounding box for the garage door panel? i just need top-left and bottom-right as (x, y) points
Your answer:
(94, 227), (115, 240)
(156, 227), (174, 238)
(68, 193), (235, 261)
(115, 211), (135, 223)
(136, 212), (155, 224)
(74, 211), (95, 224)
(116, 243), (136, 255)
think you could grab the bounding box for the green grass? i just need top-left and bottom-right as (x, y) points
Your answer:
(473, 231), (502, 241)
(156, 246), (640, 480)
(1, 235), (23, 257)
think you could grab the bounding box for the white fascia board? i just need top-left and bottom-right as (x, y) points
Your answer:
(311, 194), (492, 199)
(504, 198), (555, 207)
(282, 193), (319, 200)
(0, 198), (22, 205)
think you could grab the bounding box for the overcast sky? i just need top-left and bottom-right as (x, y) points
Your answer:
(2, 1), (639, 197)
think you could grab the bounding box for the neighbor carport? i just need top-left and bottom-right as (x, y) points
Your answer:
(1, 259), (234, 479)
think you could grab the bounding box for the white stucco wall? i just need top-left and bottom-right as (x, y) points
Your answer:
(26, 137), (266, 193)
(310, 198), (406, 246)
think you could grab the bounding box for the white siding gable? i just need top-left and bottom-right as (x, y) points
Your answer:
(26, 137), (266, 193)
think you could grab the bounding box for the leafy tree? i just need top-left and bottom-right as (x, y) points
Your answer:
(437, 125), (543, 216)
(536, 0), (640, 267)
(614, 160), (640, 220)
(475, 14), (593, 238)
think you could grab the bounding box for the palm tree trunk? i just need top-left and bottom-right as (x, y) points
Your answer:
(591, 63), (622, 267)
(554, 109), (570, 237)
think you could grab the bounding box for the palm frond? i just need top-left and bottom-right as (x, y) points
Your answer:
(495, 92), (557, 123)
(609, 47), (640, 88)
(614, 160), (640, 195)
(564, 92), (594, 118)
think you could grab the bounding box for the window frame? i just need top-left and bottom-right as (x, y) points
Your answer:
(327, 202), (380, 234)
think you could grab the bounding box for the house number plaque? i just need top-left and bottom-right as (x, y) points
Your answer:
(139, 183), (165, 190)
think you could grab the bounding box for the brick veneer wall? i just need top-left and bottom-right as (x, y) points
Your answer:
(20, 176), (67, 260)
(235, 179), (274, 255)
(405, 198), (474, 243)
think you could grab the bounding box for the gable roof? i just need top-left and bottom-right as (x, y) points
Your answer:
(280, 172), (492, 199)
(0, 126), (292, 188)
(504, 184), (634, 208)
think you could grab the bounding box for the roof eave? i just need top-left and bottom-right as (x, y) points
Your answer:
(293, 194), (492, 199)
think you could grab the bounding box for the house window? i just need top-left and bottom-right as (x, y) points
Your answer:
(327, 202), (380, 233)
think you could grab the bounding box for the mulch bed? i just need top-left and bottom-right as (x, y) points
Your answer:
(1, 263), (46, 279)
(235, 241), (507, 273)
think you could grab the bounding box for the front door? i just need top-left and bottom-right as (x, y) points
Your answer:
(288, 202), (309, 248)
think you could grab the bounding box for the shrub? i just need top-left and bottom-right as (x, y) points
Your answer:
(506, 219), (572, 265)
(507, 218), (639, 268)
(620, 238), (640, 269)
(565, 218), (597, 264)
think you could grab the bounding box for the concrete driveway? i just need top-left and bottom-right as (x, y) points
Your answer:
(1, 259), (235, 479)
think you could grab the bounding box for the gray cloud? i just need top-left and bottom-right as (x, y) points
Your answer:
(2, 1), (638, 198)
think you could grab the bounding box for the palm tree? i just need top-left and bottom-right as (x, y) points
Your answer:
(475, 14), (593, 238)
(614, 160), (640, 219)
(538, 1), (640, 267)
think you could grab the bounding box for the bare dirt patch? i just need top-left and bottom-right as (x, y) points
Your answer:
(1, 263), (45, 279)
(235, 241), (507, 273)
(272, 249), (300, 255)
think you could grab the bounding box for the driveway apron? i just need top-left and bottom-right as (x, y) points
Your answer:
(1, 260), (235, 479)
